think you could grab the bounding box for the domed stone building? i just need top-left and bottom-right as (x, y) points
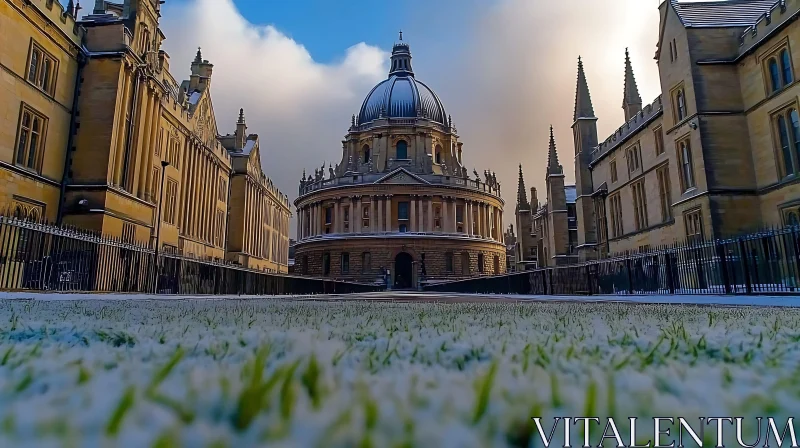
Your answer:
(294, 36), (505, 288)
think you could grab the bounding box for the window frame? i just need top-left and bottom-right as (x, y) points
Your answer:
(608, 193), (624, 239)
(656, 165), (673, 222)
(610, 159), (618, 183)
(26, 40), (58, 96)
(654, 126), (665, 156)
(15, 103), (48, 173)
(671, 84), (687, 123)
(626, 143), (641, 173)
(631, 179), (648, 231)
(771, 104), (800, 179)
(396, 140), (408, 160)
(676, 136), (696, 192)
(683, 208), (704, 244)
(341, 252), (350, 274)
(762, 41), (795, 95)
(361, 252), (371, 273)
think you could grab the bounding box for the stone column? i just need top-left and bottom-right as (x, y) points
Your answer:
(441, 197), (448, 234)
(145, 94), (161, 200)
(452, 200), (458, 233)
(427, 196), (433, 232)
(386, 195), (392, 232)
(410, 195), (416, 232)
(477, 202), (483, 238)
(370, 197), (376, 233)
(335, 199), (342, 234)
(417, 196), (424, 232)
(353, 197), (361, 234)
(377, 196), (384, 232)
(131, 87), (152, 197)
(113, 66), (132, 185)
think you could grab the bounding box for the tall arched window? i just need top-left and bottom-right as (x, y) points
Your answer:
(435, 144), (442, 164)
(778, 115), (793, 176)
(396, 140), (408, 159)
(676, 90), (686, 120)
(790, 109), (800, 170)
(769, 58), (782, 93)
(362, 144), (370, 164)
(782, 50), (794, 85)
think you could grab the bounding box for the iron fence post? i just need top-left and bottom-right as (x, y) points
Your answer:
(716, 241), (731, 295)
(739, 238), (752, 295)
(625, 258), (633, 294)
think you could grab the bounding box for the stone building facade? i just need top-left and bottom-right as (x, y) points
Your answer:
(221, 110), (291, 272)
(515, 129), (579, 270)
(0, 0), (290, 272)
(1, 0), (84, 222)
(531, 0), (800, 261)
(294, 37), (506, 287)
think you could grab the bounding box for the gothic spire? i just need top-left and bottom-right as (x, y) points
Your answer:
(66, 0), (75, 17)
(622, 48), (643, 121)
(516, 164), (529, 211)
(573, 56), (595, 121)
(238, 108), (246, 125)
(547, 125), (563, 176)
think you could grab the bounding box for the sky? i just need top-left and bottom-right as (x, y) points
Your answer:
(85, 0), (674, 237)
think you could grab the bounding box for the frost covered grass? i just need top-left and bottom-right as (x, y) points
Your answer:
(0, 299), (799, 447)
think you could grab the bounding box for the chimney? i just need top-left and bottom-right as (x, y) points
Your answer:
(189, 47), (214, 92)
(236, 108), (247, 149)
(531, 187), (538, 208)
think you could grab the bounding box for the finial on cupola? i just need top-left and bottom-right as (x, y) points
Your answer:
(238, 108), (245, 124)
(448, 115), (452, 128)
(399, 30), (403, 41)
(194, 47), (203, 64)
(351, 114), (355, 126)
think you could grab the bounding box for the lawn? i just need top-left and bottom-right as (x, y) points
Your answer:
(0, 298), (798, 447)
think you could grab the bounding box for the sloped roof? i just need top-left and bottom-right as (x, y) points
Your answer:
(672, 0), (778, 28)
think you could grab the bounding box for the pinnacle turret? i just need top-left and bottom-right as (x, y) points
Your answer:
(623, 48), (643, 121)
(516, 164), (529, 212)
(574, 56), (595, 121)
(547, 126), (563, 176)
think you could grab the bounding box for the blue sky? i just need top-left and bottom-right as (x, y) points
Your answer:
(229, 0), (484, 64)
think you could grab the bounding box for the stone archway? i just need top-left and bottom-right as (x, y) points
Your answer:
(394, 252), (414, 289)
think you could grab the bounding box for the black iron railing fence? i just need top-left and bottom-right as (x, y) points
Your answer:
(0, 214), (380, 295)
(425, 226), (800, 296)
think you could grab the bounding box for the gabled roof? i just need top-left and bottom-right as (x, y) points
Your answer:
(374, 168), (430, 185)
(672, 0), (778, 28)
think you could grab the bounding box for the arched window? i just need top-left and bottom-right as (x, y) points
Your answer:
(362, 144), (370, 164)
(782, 50), (794, 85)
(790, 109), (800, 172)
(435, 145), (442, 164)
(396, 140), (408, 159)
(788, 211), (799, 226)
(778, 115), (793, 176)
(769, 58), (782, 93)
(676, 90), (686, 120)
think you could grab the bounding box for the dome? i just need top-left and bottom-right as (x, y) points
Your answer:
(356, 39), (447, 126)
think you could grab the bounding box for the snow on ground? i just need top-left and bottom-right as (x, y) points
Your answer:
(0, 297), (799, 447)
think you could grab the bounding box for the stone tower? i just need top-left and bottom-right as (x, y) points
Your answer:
(572, 57), (599, 261)
(622, 48), (643, 122)
(545, 127), (570, 266)
(514, 164), (535, 269)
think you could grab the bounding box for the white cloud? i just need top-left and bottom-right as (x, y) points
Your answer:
(158, 0), (387, 233)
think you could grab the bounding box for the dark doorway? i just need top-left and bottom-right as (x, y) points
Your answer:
(394, 252), (413, 289)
